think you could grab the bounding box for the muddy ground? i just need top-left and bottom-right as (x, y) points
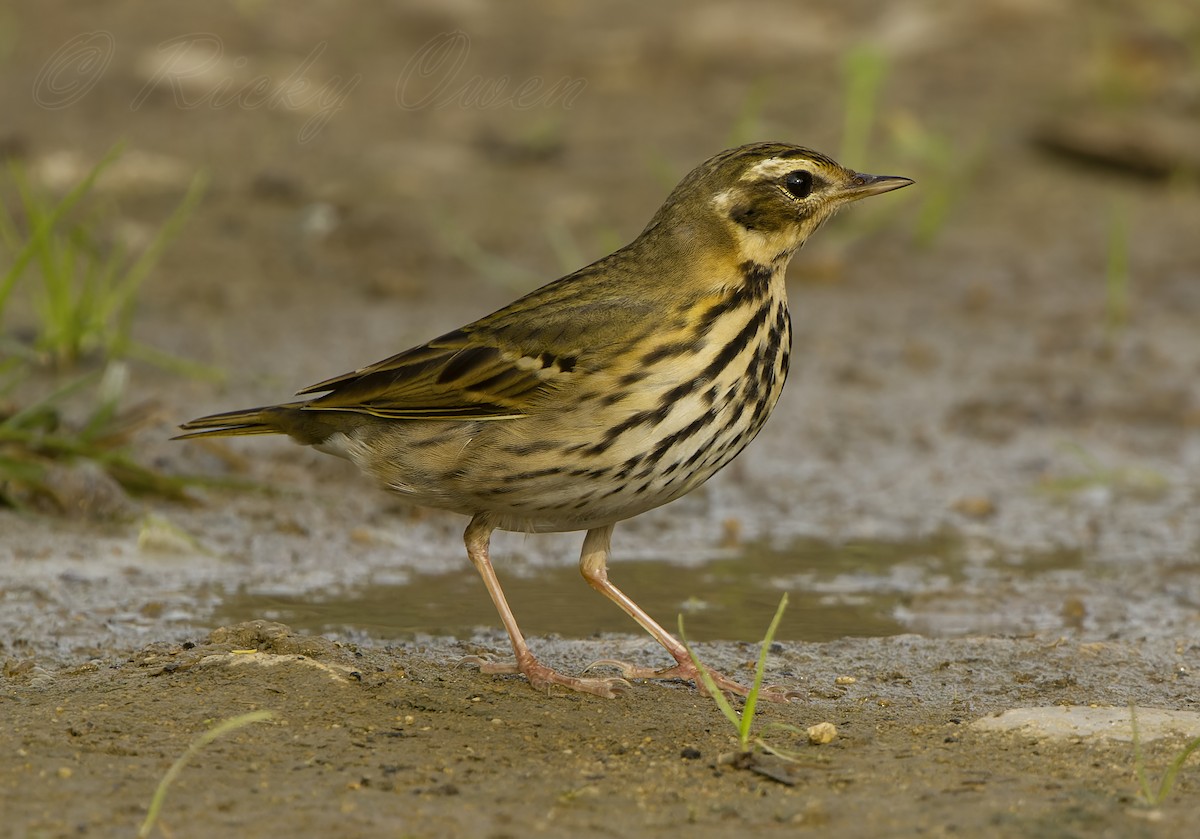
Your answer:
(2, 1), (1200, 837)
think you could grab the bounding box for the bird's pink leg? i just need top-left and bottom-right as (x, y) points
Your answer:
(579, 525), (791, 701)
(459, 514), (629, 698)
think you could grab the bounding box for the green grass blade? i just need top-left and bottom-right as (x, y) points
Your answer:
(1132, 703), (1200, 807)
(0, 144), (123, 318)
(138, 710), (275, 839)
(0, 370), (99, 431)
(1154, 735), (1200, 804)
(1105, 198), (1131, 334)
(109, 170), (209, 352)
(122, 341), (226, 382)
(740, 593), (788, 744)
(0, 184), (18, 250)
(678, 593), (790, 754)
(677, 614), (742, 734)
(841, 44), (888, 165)
(77, 362), (126, 441)
(727, 80), (771, 147)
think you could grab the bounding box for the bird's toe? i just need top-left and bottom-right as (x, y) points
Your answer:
(461, 653), (633, 698)
(457, 654), (521, 675)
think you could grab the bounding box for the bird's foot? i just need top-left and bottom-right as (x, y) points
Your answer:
(586, 658), (798, 703)
(460, 654), (632, 699)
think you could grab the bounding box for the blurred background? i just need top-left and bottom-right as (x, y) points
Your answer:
(1, 0), (1199, 648)
(2, 0), (1194, 357)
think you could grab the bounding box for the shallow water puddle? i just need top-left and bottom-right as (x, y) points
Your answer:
(211, 534), (1083, 642)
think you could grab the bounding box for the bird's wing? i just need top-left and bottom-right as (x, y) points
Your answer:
(297, 261), (656, 422)
(298, 327), (575, 420)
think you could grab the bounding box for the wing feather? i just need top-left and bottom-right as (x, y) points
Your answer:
(293, 255), (662, 422)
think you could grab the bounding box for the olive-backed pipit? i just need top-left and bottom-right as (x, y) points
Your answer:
(179, 142), (912, 698)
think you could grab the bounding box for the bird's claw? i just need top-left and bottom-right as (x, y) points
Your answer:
(585, 657), (795, 702)
(459, 654), (632, 699)
(758, 683), (805, 703)
(583, 658), (650, 678)
(458, 654), (519, 674)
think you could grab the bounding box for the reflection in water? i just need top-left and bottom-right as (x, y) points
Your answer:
(213, 535), (1083, 642)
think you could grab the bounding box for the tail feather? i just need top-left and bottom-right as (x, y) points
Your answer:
(175, 402), (370, 446)
(174, 406), (287, 440)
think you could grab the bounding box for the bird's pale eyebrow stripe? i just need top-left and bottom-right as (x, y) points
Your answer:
(741, 158), (816, 181)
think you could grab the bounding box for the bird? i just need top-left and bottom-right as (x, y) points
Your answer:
(177, 142), (912, 699)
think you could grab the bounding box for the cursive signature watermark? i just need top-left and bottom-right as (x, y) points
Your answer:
(32, 30), (586, 143)
(33, 30), (116, 110)
(395, 31), (586, 110)
(129, 34), (359, 144)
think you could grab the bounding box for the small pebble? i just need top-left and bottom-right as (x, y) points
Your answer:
(806, 722), (837, 745)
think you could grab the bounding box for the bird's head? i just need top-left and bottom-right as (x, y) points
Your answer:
(650, 142), (913, 269)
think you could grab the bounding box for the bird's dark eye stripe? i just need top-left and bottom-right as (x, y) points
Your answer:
(783, 170), (813, 199)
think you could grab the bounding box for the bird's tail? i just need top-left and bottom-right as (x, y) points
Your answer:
(174, 404), (305, 440)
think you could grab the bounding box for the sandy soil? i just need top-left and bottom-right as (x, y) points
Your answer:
(2, 1), (1199, 837)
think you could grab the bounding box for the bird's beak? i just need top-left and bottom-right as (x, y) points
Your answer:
(841, 172), (914, 200)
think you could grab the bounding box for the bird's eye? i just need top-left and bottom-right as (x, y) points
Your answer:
(783, 170), (813, 199)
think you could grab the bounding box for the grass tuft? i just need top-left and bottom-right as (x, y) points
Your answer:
(0, 146), (224, 509)
(0, 363), (196, 509)
(0, 147), (209, 368)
